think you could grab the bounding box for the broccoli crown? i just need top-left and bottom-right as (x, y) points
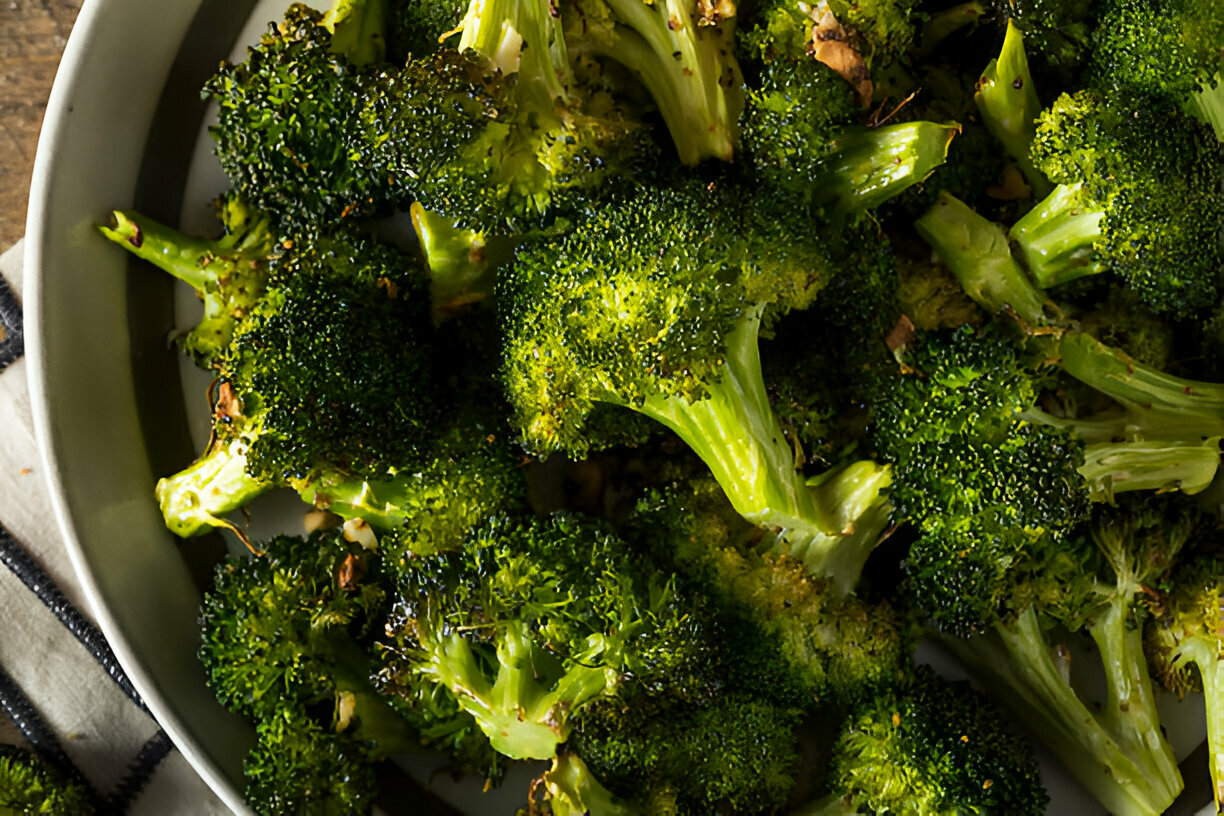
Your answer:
(1145, 544), (1224, 697)
(0, 746), (94, 816)
(204, 5), (498, 233)
(571, 690), (802, 815)
(499, 173), (832, 458)
(821, 667), (1048, 816)
(871, 325), (1090, 634)
(1090, 0), (1223, 103)
(740, 56), (859, 198)
(825, 0), (920, 67)
(634, 478), (911, 708)
(199, 531), (387, 721)
(242, 710), (378, 816)
(379, 512), (718, 759)
(218, 230), (434, 483)
(1028, 89), (1223, 313)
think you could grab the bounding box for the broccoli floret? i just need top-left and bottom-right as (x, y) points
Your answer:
(571, 690), (802, 815)
(386, 0), (467, 62)
(796, 667), (1048, 816)
(1091, 0), (1224, 138)
(1145, 545), (1224, 812)
(0, 745), (94, 815)
(98, 196), (273, 368)
(736, 6), (958, 212)
(200, 530), (489, 813)
(635, 477), (909, 707)
(500, 175), (840, 546)
(563, 0), (743, 164)
(939, 497), (1201, 816)
(242, 710), (379, 816)
(155, 229), (434, 537)
(378, 512), (717, 760)
(1007, 90), (1223, 311)
(874, 323), (1221, 634)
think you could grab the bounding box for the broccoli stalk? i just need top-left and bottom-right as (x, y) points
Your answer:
(98, 201), (272, 367)
(532, 753), (636, 816)
(155, 435), (270, 539)
(1008, 182), (1104, 287)
(942, 606), (1179, 816)
(568, 0), (743, 164)
(633, 309), (838, 546)
(973, 21), (1051, 197)
(810, 122), (962, 213)
(411, 618), (614, 759)
(457, 0), (573, 101)
(1145, 548), (1224, 812)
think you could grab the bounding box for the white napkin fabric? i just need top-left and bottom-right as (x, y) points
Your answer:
(0, 239), (229, 815)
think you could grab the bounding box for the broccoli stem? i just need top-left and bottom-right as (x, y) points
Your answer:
(325, 0), (388, 65)
(99, 210), (237, 296)
(574, 0), (742, 164)
(813, 122), (960, 213)
(324, 632), (421, 755)
(973, 22), (1051, 198)
(459, 0), (572, 101)
(155, 437), (271, 538)
(425, 622), (612, 759)
(943, 607), (1182, 816)
(1057, 332), (1224, 422)
(914, 191), (1052, 325)
(777, 460), (894, 594)
(635, 310), (839, 545)
(409, 203), (500, 321)
(1008, 183), (1105, 288)
(540, 753), (637, 816)
(1077, 440), (1221, 498)
(1191, 649), (1224, 810)
(1187, 73), (1224, 141)
(1084, 599), (1184, 807)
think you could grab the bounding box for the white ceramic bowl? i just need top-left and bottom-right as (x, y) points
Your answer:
(23, 1), (1217, 814)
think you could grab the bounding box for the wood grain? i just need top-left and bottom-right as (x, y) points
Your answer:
(0, 1), (83, 252)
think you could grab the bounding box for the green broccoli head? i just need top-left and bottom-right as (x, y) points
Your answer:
(0, 746), (94, 816)
(242, 710), (379, 816)
(1090, 0), (1223, 119)
(199, 531), (387, 723)
(1018, 89), (1223, 312)
(387, 0), (468, 62)
(871, 325), (1090, 634)
(205, 5), (497, 233)
(571, 690), (802, 815)
(378, 512), (717, 760)
(808, 667), (1048, 816)
(218, 230), (434, 484)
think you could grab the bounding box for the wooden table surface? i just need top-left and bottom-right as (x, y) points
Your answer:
(0, 1), (83, 253)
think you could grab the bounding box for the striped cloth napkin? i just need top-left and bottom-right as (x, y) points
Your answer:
(0, 239), (229, 814)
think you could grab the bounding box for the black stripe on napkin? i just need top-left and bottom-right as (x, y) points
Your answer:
(0, 273), (23, 372)
(107, 728), (174, 812)
(0, 665), (98, 802)
(0, 527), (146, 711)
